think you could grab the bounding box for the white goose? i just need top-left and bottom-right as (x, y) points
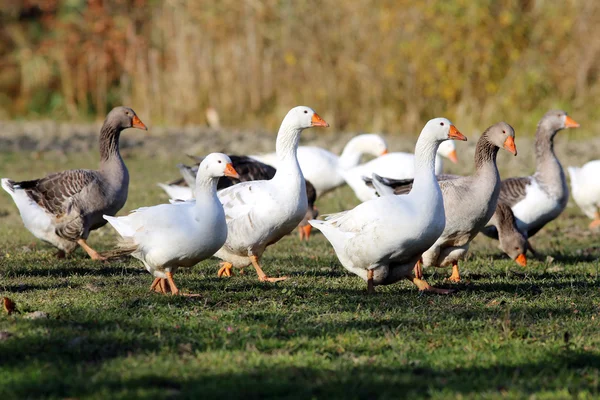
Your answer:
(250, 133), (387, 196)
(213, 106), (329, 281)
(309, 118), (467, 293)
(568, 160), (600, 229)
(103, 153), (239, 295)
(342, 140), (459, 202)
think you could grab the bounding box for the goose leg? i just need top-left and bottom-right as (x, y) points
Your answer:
(414, 259), (423, 280)
(589, 212), (600, 229)
(165, 271), (180, 295)
(250, 255), (287, 282)
(217, 262), (234, 278)
(298, 224), (312, 241)
(406, 274), (454, 294)
(159, 278), (171, 294)
(367, 269), (375, 294)
(76, 239), (106, 261)
(150, 277), (162, 293)
(448, 262), (461, 282)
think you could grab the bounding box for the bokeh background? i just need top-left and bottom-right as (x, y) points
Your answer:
(0, 0), (599, 134)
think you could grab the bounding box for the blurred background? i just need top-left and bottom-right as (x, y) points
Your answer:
(0, 0), (598, 134)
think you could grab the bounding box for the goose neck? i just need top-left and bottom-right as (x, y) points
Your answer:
(411, 136), (440, 193)
(338, 139), (364, 170)
(194, 175), (220, 204)
(474, 133), (499, 173)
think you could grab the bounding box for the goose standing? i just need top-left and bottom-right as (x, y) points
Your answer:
(250, 133), (388, 196)
(342, 140), (459, 202)
(310, 118), (466, 293)
(364, 123), (517, 281)
(1, 107), (147, 259)
(104, 154), (238, 295)
(482, 110), (579, 248)
(213, 106), (329, 281)
(567, 160), (600, 229)
(158, 155), (319, 240)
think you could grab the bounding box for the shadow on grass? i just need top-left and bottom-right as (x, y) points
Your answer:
(2, 340), (598, 398)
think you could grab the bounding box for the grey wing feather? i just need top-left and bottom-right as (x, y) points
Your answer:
(499, 177), (531, 207)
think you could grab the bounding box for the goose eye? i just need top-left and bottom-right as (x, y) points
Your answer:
(440, 122), (444, 126)
(502, 130), (506, 134)
(218, 160), (222, 163)
(304, 110), (308, 114)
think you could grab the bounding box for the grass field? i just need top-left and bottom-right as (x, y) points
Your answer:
(1, 146), (600, 399)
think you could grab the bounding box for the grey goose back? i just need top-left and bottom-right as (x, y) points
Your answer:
(1, 107), (147, 259)
(365, 122), (518, 282)
(484, 110), (579, 242)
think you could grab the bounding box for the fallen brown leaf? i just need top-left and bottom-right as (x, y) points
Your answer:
(2, 297), (16, 315)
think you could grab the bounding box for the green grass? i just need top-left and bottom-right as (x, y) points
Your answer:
(1, 151), (600, 399)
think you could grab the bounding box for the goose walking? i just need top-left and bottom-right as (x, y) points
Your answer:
(1, 107), (146, 259)
(482, 110), (579, 249)
(365, 122), (518, 281)
(104, 154), (238, 295)
(212, 106), (329, 281)
(310, 118), (466, 293)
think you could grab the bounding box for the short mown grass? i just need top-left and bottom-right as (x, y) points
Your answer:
(1, 151), (599, 399)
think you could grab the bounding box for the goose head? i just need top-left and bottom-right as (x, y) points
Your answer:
(106, 106), (147, 131)
(200, 153), (240, 179)
(539, 110), (579, 137)
(282, 106), (329, 130)
(486, 122), (517, 155)
(499, 231), (528, 267)
(422, 118), (467, 143)
(437, 140), (458, 163)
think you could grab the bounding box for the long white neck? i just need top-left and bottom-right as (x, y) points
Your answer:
(273, 123), (303, 183)
(338, 138), (366, 170)
(194, 173), (220, 206)
(411, 136), (442, 197)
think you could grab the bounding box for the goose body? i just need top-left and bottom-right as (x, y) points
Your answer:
(342, 140), (458, 202)
(1, 107), (146, 259)
(250, 133), (387, 196)
(310, 118), (467, 293)
(104, 153), (238, 294)
(488, 110), (579, 240)
(210, 106), (329, 281)
(366, 123), (517, 281)
(567, 160), (600, 228)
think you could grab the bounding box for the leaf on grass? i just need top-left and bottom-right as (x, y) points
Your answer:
(2, 297), (16, 315)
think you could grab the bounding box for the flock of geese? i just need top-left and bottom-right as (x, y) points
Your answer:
(2, 106), (598, 295)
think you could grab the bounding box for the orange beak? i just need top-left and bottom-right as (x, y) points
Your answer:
(311, 113), (329, 127)
(515, 253), (527, 267)
(380, 149), (389, 156)
(224, 163), (239, 179)
(132, 115), (148, 131)
(298, 224), (312, 240)
(447, 149), (459, 163)
(503, 136), (517, 156)
(564, 115), (580, 128)
(448, 125), (467, 141)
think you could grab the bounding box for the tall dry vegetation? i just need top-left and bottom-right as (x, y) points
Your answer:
(0, 0), (599, 133)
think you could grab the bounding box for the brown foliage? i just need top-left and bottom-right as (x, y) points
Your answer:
(0, 1), (599, 133)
